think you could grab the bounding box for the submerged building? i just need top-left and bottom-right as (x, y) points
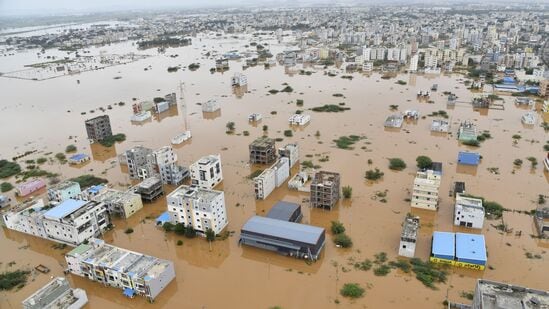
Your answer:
(310, 171), (340, 210)
(411, 164), (442, 211)
(85, 115), (112, 142)
(430, 231), (487, 270)
(134, 177), (164, 203)
(249, 137), (277, 164)
(47, 181), (82, 203)
(398, 216), (419, 258)
(454, 193), (485, 229)
(65, 238), (175, 302)
(166, 185), (228, 235)
(239, 214), (325, 261)
(278, 143), (299, 168)
(93, 189), (143, 219)
(22, 277), (88, 309)
(189, 154), (223, 189)
(124, 145), (188, 185)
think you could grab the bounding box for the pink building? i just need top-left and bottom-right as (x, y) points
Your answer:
(17, 179), (46, 196)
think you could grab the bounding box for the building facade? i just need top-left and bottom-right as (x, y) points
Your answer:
(454, 193), (485, 229)
(93, 189), (143, 219)
(134, 177), (164, 203)
(167, 185), (228, 235)
(47, 181), (82, 203)
(189, 154), (223, 189)
(22, 277), (88, 309)
(85, 115), (112, 142)
(398, 216), (419, 258)
(65, 238), (175, 301)
(278, 143), (299, 168)
(249, 137), (277, 164)
(310, 171), (340, 210)
(411, 169), (441, 211)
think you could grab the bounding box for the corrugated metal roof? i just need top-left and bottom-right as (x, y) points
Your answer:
(241, 216), (324, 245)
(266, 201), (300, 221)
(432, 231), (455, 257)
(455, 233), (487, 262)
(44, 199), (87, 220)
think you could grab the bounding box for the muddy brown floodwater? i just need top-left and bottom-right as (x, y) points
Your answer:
(0, 34), (547, 309)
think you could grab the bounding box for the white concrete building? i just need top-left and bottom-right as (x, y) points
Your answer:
(254, 169), (276, 200)
(409, 54), (419, 72)
(153, 146), (188, 185)
(454, 193), (485, 229)
(202, 99), (220, 113)
(93, 189), (143, 219)
(411, 169), (442, 211)
(2, 199), (110, 245)
(398, 216), (419, 258)
(189, 154), (223, 189)
(65, 238), (175, 302)
(167, 185), (228, 235)
(273, 157), (290, 187)
(288, 114), (310, 126)
(47, 181), (82, 203)
(362, 61), (373, 72)
(278, 143), (299, 168)
(231, 72), (247, 87)
(22, 277), (88, 309)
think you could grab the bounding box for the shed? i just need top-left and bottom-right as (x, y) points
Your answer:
(458, 152), (480, 166)
(431, 231), (455, 260)
(266, 201), (302, 222)
(455, 233), (487, 265)
(156, 211), (171, 225)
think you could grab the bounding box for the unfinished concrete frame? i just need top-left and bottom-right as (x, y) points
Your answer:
(310, 171), (340, 210)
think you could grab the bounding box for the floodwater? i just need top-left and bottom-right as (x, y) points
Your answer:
(0, 32), (548, 309)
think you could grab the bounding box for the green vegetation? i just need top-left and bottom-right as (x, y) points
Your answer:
(461, 291), (475, 300)
(334, 233), (353, 248)
(409, 258), (448, 289)
(416, 156), (433, 169)
(99, 134), (126, 147)
(389, 104), (399, 111)
(36, 157), (47, 164)
(527, 157), (538, 168)
(512, 134), (522, 140)
(243, 131), (250, 136)
(1, 182), (14, 192)
(396, 80), (407, 85)
(65, 144), (77, 153)
(55, 153), (66, 161)
(311, 104), (350, 112)
(188, 63), (200, 70)
(0, 160), (21, 178)
(226, 122), (236, 134)
(268, 89), (279, 94)
(296, 99), (304, 106)
(427, 110), (449, 119)
(70, 174), (108, 188)
(389, 259), (412, 273)
(476, 131), (492, 142)
(283, 130), (293, 137)
(20, 168), (58, 180)
(340, 283), (365, 299)
(462, 139), (480, 147)
(206, 228), (216, 242)
(262, 125), (268, 132)
(280, 85), (293, 93)
(0, 270), (30, 291)
(332, 93), (344, 97)
(125, 228), (134, 234)
(374, 252), (388, 264)
(373, 264), (391, 276)
(334, 135), (361, 149)
(388, 158), (406, 171)
(461, 194), (505, 219)
(342, 186), (352, 199)
(301, 160), (314, 169)
(176, 240), (183, 246)
(331, 221), (346, 234)
(365, 168), (384, 181)
(513, 159), (523, 167)
(354, 259), (372, 271)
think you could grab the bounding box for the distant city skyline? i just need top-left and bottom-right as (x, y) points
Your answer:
(1, 0), (543, 17)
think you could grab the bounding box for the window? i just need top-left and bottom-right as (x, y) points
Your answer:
(402, 245), (406, 249)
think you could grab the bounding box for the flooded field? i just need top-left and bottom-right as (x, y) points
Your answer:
(0, 34), (547, 308)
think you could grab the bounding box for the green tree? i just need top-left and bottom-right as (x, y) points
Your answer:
(340, 283), (365, 298)
(416, 156), (433, 169)
(174, 223), (186, 235)
(206, 228), (216, 242)
(342, 186), (352, 199)
(334, 233), (353, 248)
(388, 158), (406, 171)
(185, 226), (197, 238)
(331, 221), (346, 234)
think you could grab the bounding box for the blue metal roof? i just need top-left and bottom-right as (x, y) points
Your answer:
(123, 288), (135, 297)
(43, 199), (87, 219)
(156, 211), (170, 225)
(503, 76), (515, 84)
(455, 233), (487, 263)
(241, 216), (324, 245)
(458, 152), (480, 166)
(432, 231), (455, 258)
(69, 153), (89, 161)
(87, 185), (104, 194)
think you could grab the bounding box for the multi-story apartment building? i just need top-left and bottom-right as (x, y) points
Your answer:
(153, 146), (188, 185)
(65, 238), (175, 302)
(189, 154), (223, 189)
(254, 168), (276, 200)
(167, 185), (228, 235)
(93, 189), (143, 219)
(124, 146), (155, 180)
(47, 181), (82, 203)
(134, 177), (164, 202)
(278, 143), (299, 168)
(85, 115), (112, 142)
(249, 137), (277, 164)
(22, 277), (88, 309)
(398, 216), (419, 258)
(310, 171), (340, 210)
(411, 165), (442, 211)
(454, 193), (484, 229)
(2, 199), (110, 245)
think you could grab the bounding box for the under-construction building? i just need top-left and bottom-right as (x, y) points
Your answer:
(310, 171), (340, 210)
(249, 137), (276, 164)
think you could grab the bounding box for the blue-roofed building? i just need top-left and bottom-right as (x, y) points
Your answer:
(455, 233), (487, 266)
(431, 231), (487, 270)
(68, 153), (90, 165)
(431, 231), (455, 260)
(458, 152), (481, 166)
(155, 211), (171, 225)
(240, 215), (326, 261)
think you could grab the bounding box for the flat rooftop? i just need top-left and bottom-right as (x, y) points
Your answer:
(137, 177), (161, 189)
(169, 185), (222, 202)
(197, 154), (220, 165)
(456, 233), (487, 263)
(49, 180), (79, 191)
(43, 199), (88, 220)
(241, 216), (324, 245)
(250, 137), (275, 148)
(476, 279), (549, 309)
(432, 231), (455, 258)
